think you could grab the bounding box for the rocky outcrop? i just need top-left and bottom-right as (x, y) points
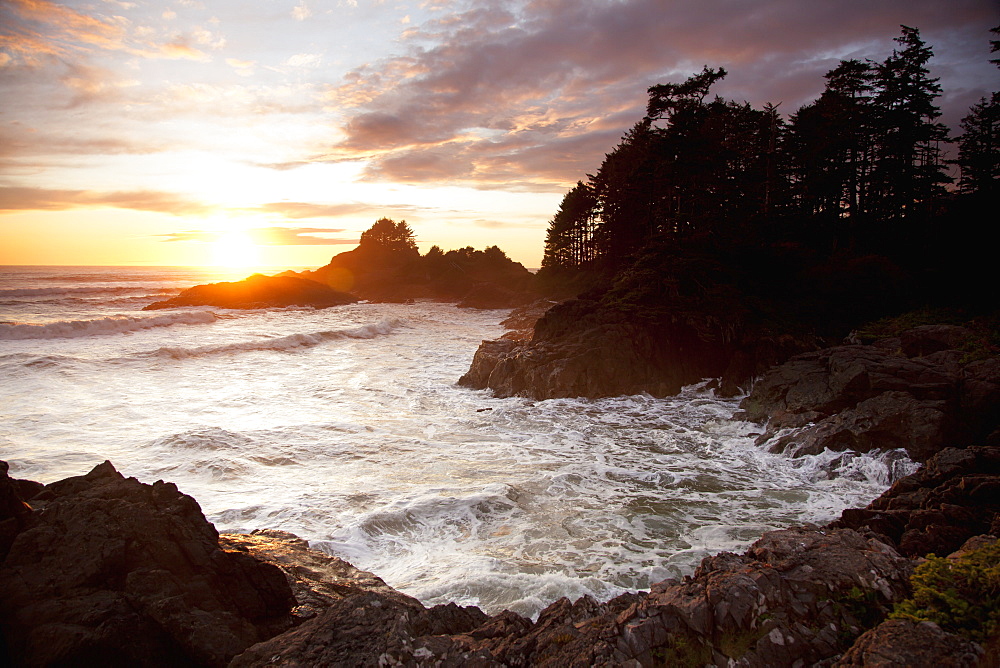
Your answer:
(738, 326), (1000, 461)
(460, 297), (813, 399)
(144, 274), (357, 310)
(831, 446), (1000, 558)
(0, 461), (294, 667)
(219, 529), (427, 618)
(4, 449), (998, 667)
(834, 618), (982, 667)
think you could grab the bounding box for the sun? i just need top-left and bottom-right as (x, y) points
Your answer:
(211, 230), (261, 268)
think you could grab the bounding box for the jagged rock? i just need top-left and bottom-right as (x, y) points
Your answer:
(230, 589), (494, 667)
(144, 274), (357, 310)
(219, 529), (423, 619)
(738, 332), (1000, 461)
(459, 298), (733, 399)
(231, 527), (912, 667)
(459, 295), (817, 400)
(833, 619), (982, 667)
(830, 446), (1000, 557)
(0, 461), (295, 667)
(7, 444), (995, 667)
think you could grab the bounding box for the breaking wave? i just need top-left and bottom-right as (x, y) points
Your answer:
(151, 318), (404, 359)
(0, 311), (217, 340)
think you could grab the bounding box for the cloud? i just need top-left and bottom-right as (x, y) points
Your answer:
(326, 0), (998, 189)
(0, 0), (224, 66)
(159, 227), (357, 245)
(226, 57), (256, 76)
(256, 200), (438, 219)
(285, 53), (323, 68)
(292, 2), (312, 21)
(0, 186), (211, 215)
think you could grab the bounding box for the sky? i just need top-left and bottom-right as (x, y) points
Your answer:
(1, 0), (998, 270)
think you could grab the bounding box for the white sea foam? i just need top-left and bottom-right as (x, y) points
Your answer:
(0, 311), (217, 340)
(0, 268), (912, 619)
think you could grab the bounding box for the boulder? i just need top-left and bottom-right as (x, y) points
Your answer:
(833, 619), (982, 667)
(144, 274), (357, 310)
(0, 461), (294, 667)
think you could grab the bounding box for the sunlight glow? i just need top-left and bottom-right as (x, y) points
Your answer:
(211, 231), (262, 268)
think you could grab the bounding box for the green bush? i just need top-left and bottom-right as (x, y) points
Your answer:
(890, 540), (1000, 643)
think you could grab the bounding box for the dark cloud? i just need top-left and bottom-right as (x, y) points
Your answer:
(330, 0), (999, 188)
(0, 186), (210, 215)
(159, 227), (357, 246)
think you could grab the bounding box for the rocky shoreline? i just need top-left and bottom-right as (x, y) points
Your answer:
(2, 445), (996, 667)
(4, 308), (998, 666)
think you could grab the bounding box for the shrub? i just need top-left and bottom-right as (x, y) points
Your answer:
(890, 540), (1000, 643)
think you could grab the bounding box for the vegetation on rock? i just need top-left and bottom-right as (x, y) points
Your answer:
(891, 540), (1000, 644)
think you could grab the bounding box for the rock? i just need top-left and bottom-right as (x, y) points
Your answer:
(231, 589), (494, 667)
(144, 274), (357, 310)
(899, 324), (973, 357)
(7, 450), (992, 667)
(219, 529), (423, 619)
(459, 291), (820, 400)
(739, 331), (1000, 461)
(833, 619), (982, 667)
(0, 461), (295, 667)
(0, 461), (34, 561)
(830, 446), (1000, 557)
(459, 297), (734, 399)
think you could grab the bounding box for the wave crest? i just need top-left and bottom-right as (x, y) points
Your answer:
(153, 318), (404, 359)
(0, 311), (217, 340)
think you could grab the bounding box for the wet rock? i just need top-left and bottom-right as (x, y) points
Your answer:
(0, 461), (295, 667)
(459, 297), (734, 399)
(144, 274), (357, 310)
(739, 331), (1000, 461)
(830, 446), (1000, 557)
(833, 618), (982, 667)
(231, 589), (494, 667)
(219, 529), (423, 619)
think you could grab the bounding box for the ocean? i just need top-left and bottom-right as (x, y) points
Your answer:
(0, 265), (918, 618)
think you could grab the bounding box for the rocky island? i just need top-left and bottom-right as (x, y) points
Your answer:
(143, 219), (538, 312)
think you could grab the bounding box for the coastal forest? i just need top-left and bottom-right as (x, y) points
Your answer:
(538, 25), (998, 338)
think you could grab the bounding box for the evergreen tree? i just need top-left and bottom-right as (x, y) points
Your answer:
(869, 26), (951, 224)
(541, 181), (598, 270)
(956, 94), (1000, 196)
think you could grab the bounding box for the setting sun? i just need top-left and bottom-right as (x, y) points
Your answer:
(212, 231), (261, 268)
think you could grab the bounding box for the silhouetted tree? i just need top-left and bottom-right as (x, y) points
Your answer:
(868, 26), (950, 225)
(359, 218), (417, 253)
(542, 181), (598, 270)
(954, 26), (1000, 197)
(956, 94), (1000, 196)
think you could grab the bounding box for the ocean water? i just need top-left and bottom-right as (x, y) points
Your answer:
(0, 266), (918, 618)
